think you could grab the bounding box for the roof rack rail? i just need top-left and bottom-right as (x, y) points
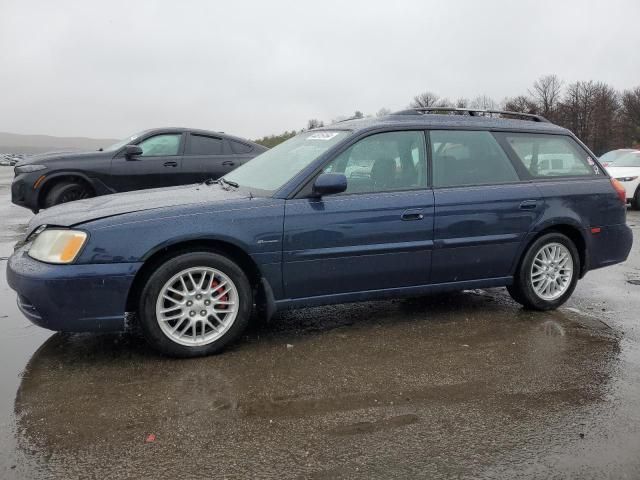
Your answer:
(393, 107), (549, 123)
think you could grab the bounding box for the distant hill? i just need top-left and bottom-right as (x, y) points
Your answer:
(0, 131), (118, 155)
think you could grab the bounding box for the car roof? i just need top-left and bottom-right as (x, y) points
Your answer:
(316, 112), (570, 135)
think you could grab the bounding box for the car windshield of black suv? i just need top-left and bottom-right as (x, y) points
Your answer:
(223, 130), (350, 194)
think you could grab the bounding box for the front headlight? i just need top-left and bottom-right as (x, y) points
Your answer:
(15, 164), (47, 174)
(616, 176), (638, 182)
(28, 229), (88, 264)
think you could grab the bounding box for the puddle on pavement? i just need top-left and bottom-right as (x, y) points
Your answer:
(9, 291), (621, 478)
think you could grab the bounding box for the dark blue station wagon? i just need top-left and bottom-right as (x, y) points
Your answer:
(7, 109), (633, 357)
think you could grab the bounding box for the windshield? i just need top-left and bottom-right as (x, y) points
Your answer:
(600, 149), (638, 164)
(102, 130), (149, 152)
(605, 151), (640, 167)
(224, 130), (351, 193)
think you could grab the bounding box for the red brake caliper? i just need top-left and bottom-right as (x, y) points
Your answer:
(211, 279), (228, 312)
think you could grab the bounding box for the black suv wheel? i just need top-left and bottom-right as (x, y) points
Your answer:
(43, 181), (92, 208)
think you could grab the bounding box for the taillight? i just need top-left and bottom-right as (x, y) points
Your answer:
(611, 178), (627, 204)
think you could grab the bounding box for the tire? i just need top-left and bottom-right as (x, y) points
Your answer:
(507, 233), (580, 311)
(43, 181), (92, 208)
(631, 188), (640, 210)
(138, 251), (252, 357)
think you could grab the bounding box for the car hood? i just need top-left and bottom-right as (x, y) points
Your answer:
(17, 150), (106, 166)
(605, 166), (640, 178)
(28, 183), (248, 233)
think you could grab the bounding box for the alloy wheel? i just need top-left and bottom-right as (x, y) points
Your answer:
(155, 267), (239, 346)
(530, 242), (574, 301)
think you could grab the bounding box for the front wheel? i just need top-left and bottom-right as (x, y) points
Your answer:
(138, 252), (252, 357)
(43, 181), (92, 208)
(507, 233), (580, 311)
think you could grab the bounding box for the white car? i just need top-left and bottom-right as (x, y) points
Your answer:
(602, 149), (640, 209)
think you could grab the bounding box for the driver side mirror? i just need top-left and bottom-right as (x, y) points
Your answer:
(312, 173), (347, 197)
(124, 144), (143, 160)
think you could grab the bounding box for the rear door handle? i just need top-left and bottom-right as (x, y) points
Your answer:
(519, 200), (538, 210)
(401, 209), (424, 221)
(222, 160), (235, 166)
(163, 161), (178, 168)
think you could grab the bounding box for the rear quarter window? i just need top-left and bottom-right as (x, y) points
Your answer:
(230, 140), (253, 154)
(500, 133), (597, 178)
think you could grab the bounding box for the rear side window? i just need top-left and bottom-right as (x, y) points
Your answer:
(186, 135), (223, 155)
(430, 130), (519, 187)
(501, 134), (595, 177)
(230, 140), (253, 154)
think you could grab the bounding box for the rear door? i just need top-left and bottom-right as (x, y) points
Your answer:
(109, 133), (184, 192)
(496, 132), (622, 267)
(182, 133), (237, 183)
(283, 130), (434, 299)
(430, 130), (542, 284)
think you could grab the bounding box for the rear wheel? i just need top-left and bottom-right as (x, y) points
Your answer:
(631, 187), (640, 210)
(43, 181), (92, 208)
(138, 252), (252, 357)
(507, 233), (580, 311)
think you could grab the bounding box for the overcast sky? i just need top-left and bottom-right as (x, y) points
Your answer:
(1, 0), (639, 140)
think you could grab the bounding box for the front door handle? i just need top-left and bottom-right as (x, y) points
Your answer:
(401, 209), (424, 221)
(163, 161), (178, 168)
(222, 160), (235, 166)
(519, 200), (538, 210)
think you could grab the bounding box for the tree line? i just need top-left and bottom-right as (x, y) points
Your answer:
(255, 75), (640, 155)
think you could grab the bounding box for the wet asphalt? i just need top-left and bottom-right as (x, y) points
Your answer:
(0, 167), (639, 479)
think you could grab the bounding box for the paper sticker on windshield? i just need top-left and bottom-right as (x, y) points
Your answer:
(307, 132), (340, 141)
(587, 156), (601, 174)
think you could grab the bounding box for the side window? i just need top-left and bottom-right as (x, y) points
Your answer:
(430, 130), (519, 188)
(138, 134), (181, 157)
(322, 131), (427, 194)
(186, 135), (223, 155)
(501, 133), (595, 177)
(230, 140), (253, 154)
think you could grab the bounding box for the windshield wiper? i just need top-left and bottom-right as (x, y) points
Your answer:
(203, 177), (239, 189)
(220, 178), (239, 188)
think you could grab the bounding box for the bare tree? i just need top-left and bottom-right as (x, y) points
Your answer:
(620, 87), (640, 147)
(376, 107), (392, 117)
(454, 97), (469, 108)
(470, 94), (497, 110)
(306, 118), (324, 130)
(503, 95), (538, 114)
(558, 80), (619, 154)
(529, 75), (563, 120)
(591, 82), (620, 154)
(410, 91), (448, 108)
(354, 110), (364, 119)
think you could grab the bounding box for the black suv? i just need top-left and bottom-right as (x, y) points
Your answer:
(11, 127), (267, 212)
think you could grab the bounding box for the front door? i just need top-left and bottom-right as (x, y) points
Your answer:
(429, 130), (542, 283)
(110, 132), (184, 192)
(282, 130), (434, 299)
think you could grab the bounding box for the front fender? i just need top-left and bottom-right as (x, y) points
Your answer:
(37, 170), (109, 202)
